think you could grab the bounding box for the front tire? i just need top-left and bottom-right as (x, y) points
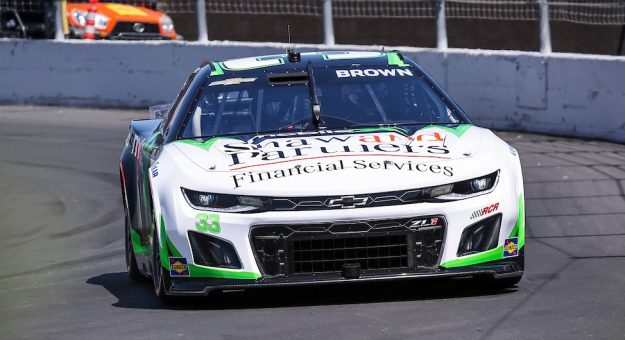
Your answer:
(123, 187), (144, 282)
(152, 226), (174, 303)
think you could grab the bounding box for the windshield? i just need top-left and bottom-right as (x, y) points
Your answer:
(180, 65), (465, 139)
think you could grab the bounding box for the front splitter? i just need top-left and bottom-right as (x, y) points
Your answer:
(167, 258), (523, 296)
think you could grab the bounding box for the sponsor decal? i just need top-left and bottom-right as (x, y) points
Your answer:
(503, 238), (519, 257)
(195, 213), (221, 234)
(151, 165), (158, 177)
(336, 69), (413, 78)
(222, 131), (450, 167)
(231, 159), (454, 188)
(470, 202), (499, 219)
(169, 257), (189, 277)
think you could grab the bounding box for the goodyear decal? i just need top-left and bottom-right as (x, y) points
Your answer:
(169, 257), (189, 277)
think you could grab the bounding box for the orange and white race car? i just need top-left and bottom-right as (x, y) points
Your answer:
(67, 2), (177, 40)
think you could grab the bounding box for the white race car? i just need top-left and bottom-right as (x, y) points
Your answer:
(119, 51), (525, 301)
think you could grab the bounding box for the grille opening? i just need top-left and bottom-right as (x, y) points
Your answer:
(292, 234), (409, 274)
(112, 22), (159, 34)
(250, 216), (445, 279)
(188, 231), (242, 269)
(457, 213), (502, 257)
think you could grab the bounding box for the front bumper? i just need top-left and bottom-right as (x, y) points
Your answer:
(167, 257), (524, 296)
(155, 166), (525, 296)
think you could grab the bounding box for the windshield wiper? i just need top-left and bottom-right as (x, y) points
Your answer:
(307, 61), (321, 129)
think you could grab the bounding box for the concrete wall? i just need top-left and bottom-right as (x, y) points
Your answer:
(0, 39), (624, 143)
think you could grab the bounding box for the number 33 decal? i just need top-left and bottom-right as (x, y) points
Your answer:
(195, 213), (221, 234)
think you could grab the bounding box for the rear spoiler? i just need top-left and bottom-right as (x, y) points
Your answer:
(148, 103), (173, 119)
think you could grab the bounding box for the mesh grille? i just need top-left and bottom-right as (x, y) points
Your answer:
(250, 215), (446, 278)
(112, 21), (160, 34)
(292, 234), (409, 274)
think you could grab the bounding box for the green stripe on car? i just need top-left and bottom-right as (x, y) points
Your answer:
(387, 52), (410, 67)
(418, 124), (473, 138)
(130, 228), (150, 255)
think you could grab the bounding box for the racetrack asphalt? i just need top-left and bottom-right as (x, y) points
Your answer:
(0, 105), (624, 340)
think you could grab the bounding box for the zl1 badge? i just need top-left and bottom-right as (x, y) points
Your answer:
(169, 257), (189, 277)
(503, 238), (519, 257)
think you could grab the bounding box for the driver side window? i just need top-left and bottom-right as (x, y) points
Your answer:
(162, 70), (198, 136)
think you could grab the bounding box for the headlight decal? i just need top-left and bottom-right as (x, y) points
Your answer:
(433, 170), (499, 200)
(181, 188), (266, 213)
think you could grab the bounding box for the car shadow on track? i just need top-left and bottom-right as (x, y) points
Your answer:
(87, 272), (517, 310)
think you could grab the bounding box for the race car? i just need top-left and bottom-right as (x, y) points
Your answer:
(67, 2), (177, 40)
(119, 51), (525, 301)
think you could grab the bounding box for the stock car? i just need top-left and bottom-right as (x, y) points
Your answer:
(119, 51), (525, 301)
(67, 2), (177, 40)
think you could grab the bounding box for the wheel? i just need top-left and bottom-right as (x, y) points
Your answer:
(122, 187), (145, 282)
(125, 218), (145, 282)
(152, 226), (174, 303)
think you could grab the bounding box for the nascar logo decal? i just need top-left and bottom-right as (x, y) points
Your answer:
(470, 202), (499, 219)
(503, 238), (519, 257)
(169, 257), (189, 277)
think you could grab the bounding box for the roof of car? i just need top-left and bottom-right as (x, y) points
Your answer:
(205, 50), (412, 76)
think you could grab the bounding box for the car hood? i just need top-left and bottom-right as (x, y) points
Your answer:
(67, 3), (164, 23)
(169, 125), (501, 195)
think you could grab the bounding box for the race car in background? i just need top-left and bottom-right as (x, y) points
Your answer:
(119, 51), (526, 301)
(67, 2), (177, 40)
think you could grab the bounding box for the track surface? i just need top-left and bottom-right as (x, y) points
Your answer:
(0, 105), (624, 339)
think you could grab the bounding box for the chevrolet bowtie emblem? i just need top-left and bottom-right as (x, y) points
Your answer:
(327, 196), (368, 208)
